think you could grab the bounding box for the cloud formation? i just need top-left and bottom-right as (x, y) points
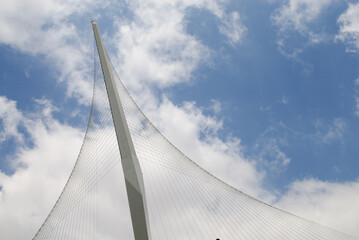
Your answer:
(314, 118), (346, 144)
(0, 0), (103, 104)
(272, 0), (333, 34)
(335, 3), (359, 118)
(0, 97), (24, 143)
(271, 0), (335, 58)
(336, 2), (359, 52)
(252, 126), (291, 173)
(219, 11), (247, 45)
(0, 96), (84, 239)
(110, 0), (246, 94)
(276, 178), (359, 237)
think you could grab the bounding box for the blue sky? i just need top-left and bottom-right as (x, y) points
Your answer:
(0, 0), (359, 238)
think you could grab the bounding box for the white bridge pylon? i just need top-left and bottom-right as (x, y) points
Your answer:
(91, 21), (151, 240)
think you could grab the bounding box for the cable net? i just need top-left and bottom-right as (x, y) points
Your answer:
(33, 48), (358, 239)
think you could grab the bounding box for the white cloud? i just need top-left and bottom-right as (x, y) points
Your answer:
(354, 78), (359, 118)
(271, 0), (335, 58)
(0, 0), (105, 105)
(280, 95), (289, 105)
(253, 127), (291, 172)
(0, 96), (84, 239)
(336, 2), (359, 52)
(314, 118), (346, 144)
(210, 99), (222, 113)
(219, 11), (247, 45)
(112, 8), (209, 90)
(276, 178), (359, 237)
(110, 0), (246, 95)
(0, 96), (24, 143)
(259, 105), (272, 112)
(272, 0), (333, 34)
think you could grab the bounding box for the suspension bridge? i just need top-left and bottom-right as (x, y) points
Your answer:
(32, 21), (359, 240)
